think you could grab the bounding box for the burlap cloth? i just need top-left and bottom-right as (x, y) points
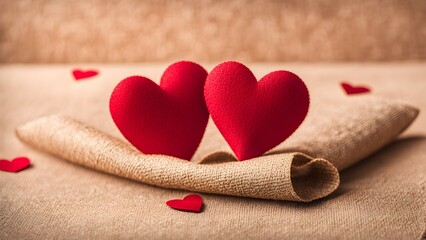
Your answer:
(1, 63), (425, 239)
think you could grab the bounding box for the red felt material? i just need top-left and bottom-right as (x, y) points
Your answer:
(341, 82), (371, 95)
(0, 157), (30, 172)
(72, 69), (99, 80)
(166, 194), (203, 213)
(204, 61), (310, 160)
(109, 61), (209, 160)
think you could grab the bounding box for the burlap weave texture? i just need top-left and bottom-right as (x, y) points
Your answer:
(15, 97), (418, 202)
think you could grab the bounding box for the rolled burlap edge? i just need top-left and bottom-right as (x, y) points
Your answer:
(15, 115), (340, 202)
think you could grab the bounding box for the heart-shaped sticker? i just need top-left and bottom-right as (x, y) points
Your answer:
(110, 61), (209, 160)
(166, 194), (203, 213)
(205, 61), (309, 160)
(0, 157), (30, 172)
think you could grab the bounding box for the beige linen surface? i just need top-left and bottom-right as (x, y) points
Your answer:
(1, 63), (426, 239)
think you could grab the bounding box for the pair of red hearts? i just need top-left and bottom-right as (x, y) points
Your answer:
(110, 61), (310, 161)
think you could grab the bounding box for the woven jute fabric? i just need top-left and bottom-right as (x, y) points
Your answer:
(1, 64), (425, 239)
(15, 96), (417, 202)
(15, 115), (340, 202)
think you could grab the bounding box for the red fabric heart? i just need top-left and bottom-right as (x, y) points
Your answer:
(109, 61), (209, 160)
(166, 194), (203, 213)
(0, 157), (30, 172)
(341, 82), (370, 95)
(72, 69), (99, 80)
(205, 61), (310, 160)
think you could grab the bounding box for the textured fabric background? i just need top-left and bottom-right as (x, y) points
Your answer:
(0, 63), (425, 239)
(1, 0), (426, 63)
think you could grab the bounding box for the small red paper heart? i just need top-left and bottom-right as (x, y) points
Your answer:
(166, 194), (203, 213)
(204, 61), (310, 160)
(341, 82), (370, 95)
(109, 61), (209, 160)
(72, 69), (99, 80)
(0, 157), (30, 172)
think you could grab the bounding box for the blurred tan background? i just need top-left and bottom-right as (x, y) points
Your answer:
(0, 0), (425, 63)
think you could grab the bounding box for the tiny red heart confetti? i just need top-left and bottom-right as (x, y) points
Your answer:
(0, 157), (30, 173)
(341, 82), (371, 95)
(166, 194), (203, 213)
(72, 69), (99, 80)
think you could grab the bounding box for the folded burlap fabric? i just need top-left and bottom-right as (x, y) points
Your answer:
(15, 96), (418, 202)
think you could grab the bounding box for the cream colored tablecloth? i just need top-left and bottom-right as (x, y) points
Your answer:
(1, 63), (425, 239)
